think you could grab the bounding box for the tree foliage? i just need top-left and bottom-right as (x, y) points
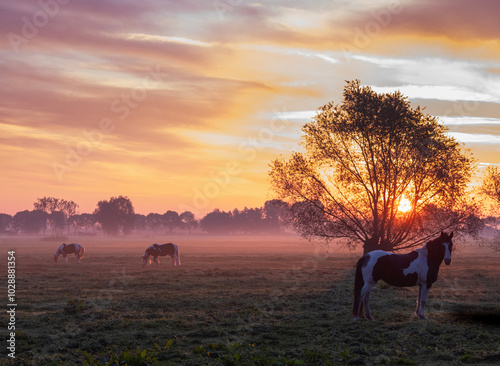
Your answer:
(3, 200), (291, 236)
(270, 80), (476, 253)
(0, 213), (13, 232)
(163, 210), (182, 232)
(94, 196), (135, 236)
(479, 166), (500, 251)
(13, 210), (47, 234)
(180, 211), (198, 233)
(480, 166), (500, 203)
(33, 196), (79, 235)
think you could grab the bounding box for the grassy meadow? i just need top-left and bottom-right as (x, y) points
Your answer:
(0, 235), (499, 365)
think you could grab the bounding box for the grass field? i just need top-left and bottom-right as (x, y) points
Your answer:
(1, 235), (499, 365)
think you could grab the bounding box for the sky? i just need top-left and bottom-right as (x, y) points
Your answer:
(1, 0), (500, 217)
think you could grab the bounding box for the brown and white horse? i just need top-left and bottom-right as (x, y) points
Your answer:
(142, 243), (181, 267)
(353, 231), (454, 320)
(54, 243), (85, 263)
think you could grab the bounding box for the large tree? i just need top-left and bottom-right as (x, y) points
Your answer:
(0, 213), (13, 232)
(94, 196), (135, 236)
(270, 80), (476, 253)
(263, 199), (290, 232)
(479, 166), (500, 251)
(180, 211), (198, 233)
(480, 166), (500, 204)
(13, 210), (47, 234)
(163, 210), (182, 232)
(33, 197), (79, 235)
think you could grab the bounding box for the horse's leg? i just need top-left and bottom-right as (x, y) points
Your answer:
(353, 258), (366, 320)
(353, 288), (364, 320)
(417, 285), (430, 319)
(415, 285), (422, 318)
(354, 289), (366, 320)
(63, 254), (68, 263)
(361, 283), (374, 320)
(363, 284), (374, 320)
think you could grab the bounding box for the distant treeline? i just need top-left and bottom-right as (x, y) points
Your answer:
(0, 196), (291, 236)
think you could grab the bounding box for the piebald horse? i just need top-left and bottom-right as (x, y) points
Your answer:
(54, 243), (85, 263)
(353, 231), (454, 320)
(142, 243), (181, 267)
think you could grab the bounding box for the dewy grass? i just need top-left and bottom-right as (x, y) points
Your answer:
(0, 235), (498, 365)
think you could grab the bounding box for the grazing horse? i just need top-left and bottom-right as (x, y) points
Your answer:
(142, 243), (181, 267)
(353, 231), (454, 320)
(54, 243), (85, 263)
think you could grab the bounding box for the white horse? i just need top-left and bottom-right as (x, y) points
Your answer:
(142, 243), (181, 267)
(54, 243), (85, 263)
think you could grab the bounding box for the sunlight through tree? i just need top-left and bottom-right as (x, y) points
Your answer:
(270, 80), (477, 253)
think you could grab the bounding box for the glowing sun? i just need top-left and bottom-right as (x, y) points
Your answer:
(398, 197), (412, 213)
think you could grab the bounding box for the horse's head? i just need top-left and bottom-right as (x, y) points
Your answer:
(54, 254), (59, 263)
(440, 231), (454, 265)
(142, 255), (149, 267)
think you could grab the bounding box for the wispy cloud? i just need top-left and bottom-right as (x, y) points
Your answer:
(447, 132), (500, 144)
(2, 0), (500, 214)
(371, 85), (500, 103)
(440, 116), (500, 125)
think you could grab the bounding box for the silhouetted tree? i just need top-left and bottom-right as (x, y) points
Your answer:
(94, 196), (135, 236)
(13, 210), (47, 234)
(33, 197), (79, 234)
(33, 197), (53, 213)
(60, 199), (79, 217)
(69, 213), (96, 234)
(180, 211), (197, 233)
(135, 214), (147, 233)
(0, 213), (13, 233)
(163, 210), (181, 232)
(264, 199), (290, 232)
(200, 209), (232, 233)
(146, 213), (163, 234)
(270, 80), (476, 254)
(237, 207), (264, 233)
(50, 211), (66, 237)
(231, 208), (242, 232)
(478, 166), (500, 251)
(481, 166), (500, 203)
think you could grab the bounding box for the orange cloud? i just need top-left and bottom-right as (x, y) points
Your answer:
(2, 0), (500, 216)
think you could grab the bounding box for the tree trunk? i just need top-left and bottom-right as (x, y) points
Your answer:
(363, 237), (393, 254)
(363, 237), (379, 255)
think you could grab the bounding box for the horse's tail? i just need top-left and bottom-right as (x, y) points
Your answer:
(353, 255), (367, 318)
(174, 244), (181, 266)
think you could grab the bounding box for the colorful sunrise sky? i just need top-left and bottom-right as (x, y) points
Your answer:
(1, 0), (500, 217)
